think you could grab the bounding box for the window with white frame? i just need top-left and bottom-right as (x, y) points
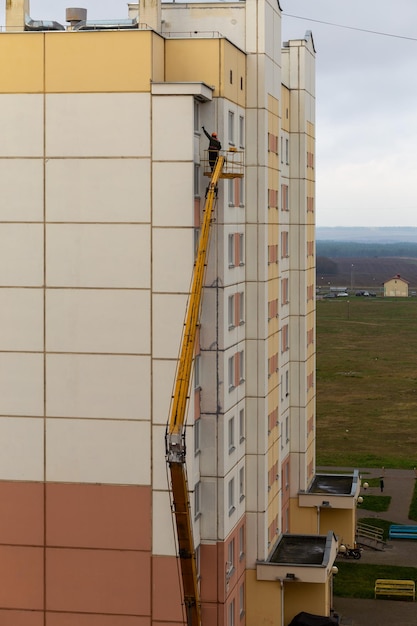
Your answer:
(228, 477), (235, 515)
(239, 408), (245, 442)
(228, 179), (235, 206)
(194, 418), (201, 455)
(194, 354), (201, 389)
(228, 599), (235, 626)
(228, 416), (235, 453)
(239, 466), (245, 501)
(239, 583), (245, 618)
(228, 294), (235, 329)
(239, 350), (244, 383)
(228, 234), (235, 267)
(228, 111), (235, 144)
(194, 164), (200, 197)
(194, 481), (201, 519)
(239, 115), (244, 148)
(238, 291), (244, 325)
(228, 355), (235, 391)
(227, 538), (235, 574)
(285, 137), (289, 164)
(239, 524), (245, 558)
(238, 176), (245, 206)
(194, 100), (199, 133)
(238, 233), (244, 265)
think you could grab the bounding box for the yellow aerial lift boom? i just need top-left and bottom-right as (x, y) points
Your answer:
(166, 151), (243, 626)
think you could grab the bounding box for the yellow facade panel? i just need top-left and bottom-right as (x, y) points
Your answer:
(246, 571), (282, 626)
(281, 85), (290, 131)
(152, 32), (165, 83)
(45, 31), (154, 93)
(0, 34), (44, 93)
(166, 39), (221, 96)
(221, 40), (246, 105)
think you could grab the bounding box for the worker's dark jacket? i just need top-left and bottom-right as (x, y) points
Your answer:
(203, 128), (221, 167)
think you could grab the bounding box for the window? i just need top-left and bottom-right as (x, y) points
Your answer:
(307, 196), (314, 212)
(285, 369), (289, 397)
(228, 179), (235, 206)
(238, 176), (245, 206)
(228, 600), (235, 626)
(228, 477), (235, 515)
(239, 408), (245, 442)
(238, 350), (244, 383)
(227, 538), (235, 575)
(194, 481), (201, 519)
(268, 188), (278, 209)
(194, 418), (201, 454)
(285, 137), (289, 164)
(238, 233), (244, 266)
(195, 544), (201, 580)
(282, 324), (289, 352)
(281, 277), (289, 304)
(239, 466), (245, 501)
(280, 136), (283, 163)
(239, 524), (245, 558)
(228, 294), (235, 329)
(228, 355), (235, 391)
(268, 353), (278, 378)
(285, 416), (289, 445)
(281, 230), (289, 258)
(238, 291), (244, 324)
(268, 298), (278, 320)
(228, 416), (235, 453)
(229, 69), (233, 84)
(268, 244), (278, 265)
(194, 355), (201, 389)
(228, 234), (235, 267)
(281, 184), (289, 211)
(307, 240), (314, 257)
(194, 164), (200, 197)
(239, 115), (244, 148)
(228, 111), (235, 144)
(239, 583), (245, 618)
(194, 100), (199, 133)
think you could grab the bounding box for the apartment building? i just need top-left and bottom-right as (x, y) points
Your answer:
(0, 1), (360, 625)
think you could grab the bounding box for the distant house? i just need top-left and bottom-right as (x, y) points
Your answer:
(383, 274), (409, 297)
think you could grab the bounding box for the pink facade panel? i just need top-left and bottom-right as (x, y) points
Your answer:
(0, 481), (44, 545)
(0, 610), (44, 626)
(46, 483), (151, 550)
(152, 556), (183, 623)
(46, 548), (151, 615)
(0, 546), (44, 610)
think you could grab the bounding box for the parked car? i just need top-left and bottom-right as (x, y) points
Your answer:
(323, 293), (337, 298)
(336, 292), (349, 297)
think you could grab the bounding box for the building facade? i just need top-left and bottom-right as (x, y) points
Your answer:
(0, 2), (352, 626)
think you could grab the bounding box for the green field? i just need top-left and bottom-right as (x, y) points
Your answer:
(316, 298), (417, 468)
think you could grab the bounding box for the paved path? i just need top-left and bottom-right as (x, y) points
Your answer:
(319, 467), (417, 624)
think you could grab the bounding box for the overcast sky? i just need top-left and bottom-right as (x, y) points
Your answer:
(2, 1), (417, 227)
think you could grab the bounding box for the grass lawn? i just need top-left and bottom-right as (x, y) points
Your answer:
(359, 495), (391, 512)
(316, 298), (417, 468)
(334, 562), (417, 599)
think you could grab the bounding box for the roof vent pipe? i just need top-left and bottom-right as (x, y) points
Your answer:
(66, 7), (87, 29)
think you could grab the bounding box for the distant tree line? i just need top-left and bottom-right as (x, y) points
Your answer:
(316, 241), (417, 258)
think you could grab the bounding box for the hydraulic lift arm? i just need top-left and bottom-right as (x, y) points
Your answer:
(166, 156), (224, 626)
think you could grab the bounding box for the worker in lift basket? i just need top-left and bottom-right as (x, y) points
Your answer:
(202, 126), (221, 170)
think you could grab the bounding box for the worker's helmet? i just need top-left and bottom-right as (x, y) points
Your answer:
(212, 132), (217, 137)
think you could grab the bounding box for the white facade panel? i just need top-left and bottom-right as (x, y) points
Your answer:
(152, 95), (194, 162)
(0, 288), (43, 351)
(153, 490), (177, 556)
(0, 95), (43, 157)
(46, 93), (151, 157)
(152, 359), (177, 426)
(0, 159), (43, 221)
(0, 353), (44, 416)
(152, 161), (194, 227)
(152, 293), (186, 360)
(153, 228), (194, 292)
(0, 224), (43, 287)
(46, 289), (151, 354)
(46, 224), (151, 288)
(46, 354), (150, 419)
(46, 418), (151, 485)
(0, 417), (44, 481)
(46, 158), (151, 223)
